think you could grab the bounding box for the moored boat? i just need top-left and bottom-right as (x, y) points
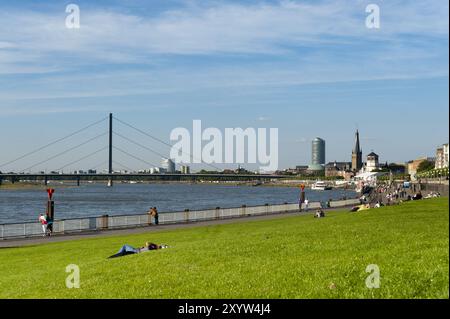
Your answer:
(311, 181), (332, 190)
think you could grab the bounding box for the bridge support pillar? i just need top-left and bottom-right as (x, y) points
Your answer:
(77, 177), (80, 187)
(44, 176), (48, 186)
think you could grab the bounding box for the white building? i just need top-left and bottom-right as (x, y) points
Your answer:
(435, 143), (449, 169)
(150, 167), (167, 174)
(161, 158), (176, 173)
(365, 152), (379, 172)
(354, 171), (387, 187)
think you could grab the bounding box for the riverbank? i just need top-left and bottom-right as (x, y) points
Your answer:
(0, 181), (78, 190)
(0, 197), (447, 298)
(0, 179), (355, 190)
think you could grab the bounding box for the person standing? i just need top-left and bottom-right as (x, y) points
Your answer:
(147, 207), (153, 226)
(38, 213), (47, 237)
(153, 207), (159, 225)
(46, 212), (53, 236)
(298, 184), (305, 212)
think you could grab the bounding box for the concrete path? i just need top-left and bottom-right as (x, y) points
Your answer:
(0, 211), (298, 248)
(0, 206), (350, 249)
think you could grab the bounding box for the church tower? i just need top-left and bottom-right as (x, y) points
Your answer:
(352, 130), (362, 172)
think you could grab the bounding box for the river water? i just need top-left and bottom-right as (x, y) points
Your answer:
(0, 183), (357, 224)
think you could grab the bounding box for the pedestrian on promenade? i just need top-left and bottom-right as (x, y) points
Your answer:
(304, 198), (309, 211)
(46, 212), (53, 236)
(38, 213), (47, 237)
(147, 207), (153, 225)
(153, 207), (159, 225)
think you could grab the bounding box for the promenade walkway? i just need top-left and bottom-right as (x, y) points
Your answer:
(0, 206), (348, 248)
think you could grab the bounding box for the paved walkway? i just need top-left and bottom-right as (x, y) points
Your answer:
(0, 211), (296, 248)
(0, 205), (354, 249)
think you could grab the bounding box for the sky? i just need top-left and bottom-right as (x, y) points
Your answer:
(0, 0), (448, 173)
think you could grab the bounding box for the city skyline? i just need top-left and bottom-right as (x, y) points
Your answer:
(0, 0), (449, 172)
(0, 124), (444, 174)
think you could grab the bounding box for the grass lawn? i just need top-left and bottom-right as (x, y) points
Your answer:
(0, 198), (448, 299)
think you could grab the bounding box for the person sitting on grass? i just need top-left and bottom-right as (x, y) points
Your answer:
(108, 242), (169, 258)
(314, 209), (325, 218)
(412, 192), (423, 200)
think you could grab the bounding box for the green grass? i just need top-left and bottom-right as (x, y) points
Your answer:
(0, 198), (448, 299)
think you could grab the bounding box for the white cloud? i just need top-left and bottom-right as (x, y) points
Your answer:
(0, 0), (447, 109)
(0, 0), (447, 64)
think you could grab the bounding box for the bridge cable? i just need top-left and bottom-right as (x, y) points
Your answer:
(113, 146), (159, 168)
(56, 146), (109, 172)
(112, 146), (159, 168)
(113, 117), (221, 171)
(20, 132), (108, 172)
(92, 160), (109, 171)
(0, 116), (108, 169)
(112, 160), (135, 172)
(113, 131), (169, 160)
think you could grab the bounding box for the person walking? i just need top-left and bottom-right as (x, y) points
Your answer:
(38, 213), (47, 237)
(298, 198), (303, 212)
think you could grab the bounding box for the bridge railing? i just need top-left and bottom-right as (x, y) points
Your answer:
(0, 199), (360, 240)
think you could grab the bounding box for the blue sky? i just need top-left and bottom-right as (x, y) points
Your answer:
(0, 0), (448, 172)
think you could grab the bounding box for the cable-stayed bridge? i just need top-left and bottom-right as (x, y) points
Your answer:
(0, 114), (283, 186)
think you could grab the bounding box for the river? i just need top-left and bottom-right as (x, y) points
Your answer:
(0, 183), (357, 223)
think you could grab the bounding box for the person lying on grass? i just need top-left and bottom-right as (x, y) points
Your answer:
(108, 242), (169, 258)
(350, 204), (371, 212)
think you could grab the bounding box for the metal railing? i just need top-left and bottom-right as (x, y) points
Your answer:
(0, 199), (360, 240)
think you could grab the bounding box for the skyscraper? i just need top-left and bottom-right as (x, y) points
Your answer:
(351, 130), (363, 172)
(309, 137), (325, 171)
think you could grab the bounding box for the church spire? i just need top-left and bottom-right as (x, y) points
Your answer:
(351, 129), (363, 172)
(353, 129), (361, 154)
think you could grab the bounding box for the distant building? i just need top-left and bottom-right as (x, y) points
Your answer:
(308, 137), (325, 171)
(407, 157), (434, 180)
(295, 165), (309, 174)
(351, 130), (363, 172)
(161, 158), (176, 173)
(386, 163), (407, 175)
(435, 143), (449, 169)
(325, 161), (353, 180)
(150, 167), (166, 174)
(365, 152), (379, 172)
(180, 165), (190, 174)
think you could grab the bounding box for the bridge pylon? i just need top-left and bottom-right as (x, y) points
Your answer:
(108, 113), (113, 187)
